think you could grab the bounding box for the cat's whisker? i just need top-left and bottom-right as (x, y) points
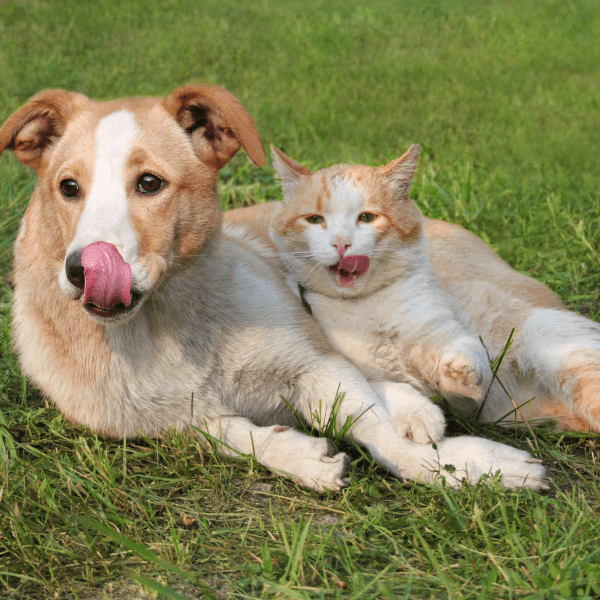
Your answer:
(299, 261), (327, 286)
(280, 256), (312, 271)
(278, 251), (317, 268)
(281, 251), (315, 261)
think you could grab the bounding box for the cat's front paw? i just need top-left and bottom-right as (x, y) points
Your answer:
(439, 339), (493, 402)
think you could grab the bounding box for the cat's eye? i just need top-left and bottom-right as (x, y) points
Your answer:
(358, 212), (377, 223)
(306, 215), (325, 224)
(137, 173), (165, 194)
(60, 179), (80, 199)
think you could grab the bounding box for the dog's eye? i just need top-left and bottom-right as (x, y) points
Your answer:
(306, 215), (325, 224)
(137, 174), (165, 194)
(358, 212), (377, 223)
(60, 179), (80, 199)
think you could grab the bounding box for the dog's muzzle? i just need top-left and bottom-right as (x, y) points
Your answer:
(65, 243), (142, 320)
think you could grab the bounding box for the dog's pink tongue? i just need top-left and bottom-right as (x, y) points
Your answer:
(337, 255), (370, 287)
(81, 242), (132, 309)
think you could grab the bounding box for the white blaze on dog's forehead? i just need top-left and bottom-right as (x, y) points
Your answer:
(66, 110), (140, 264)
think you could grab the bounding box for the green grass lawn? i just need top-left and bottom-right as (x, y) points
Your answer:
(1, 0), (600, 598)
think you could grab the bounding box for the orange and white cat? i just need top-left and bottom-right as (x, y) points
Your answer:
(271, 144), (492, 414)
(224, 145), (600, 433)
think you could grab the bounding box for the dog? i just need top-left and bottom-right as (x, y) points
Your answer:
(0, 85), (547, 491)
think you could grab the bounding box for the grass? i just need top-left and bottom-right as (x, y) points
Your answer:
(1, 0), (600, 598)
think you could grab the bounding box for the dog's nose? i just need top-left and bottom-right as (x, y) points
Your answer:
(65, 251), (85, 289)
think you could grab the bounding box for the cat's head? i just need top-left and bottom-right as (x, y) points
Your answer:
(269, 144), (424, 298)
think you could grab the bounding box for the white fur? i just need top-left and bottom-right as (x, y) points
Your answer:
(370, 381), (446, 443)
(59, 111), (141, 297)
(202, 418), (351, 492)
(521, 309), (600, 376)
(307, 178), (378, 266)
(268, 151), (600, 432)
(225, 149), (600, 449)
(295, 234), (492, 405)
(269, 157), (494, 414)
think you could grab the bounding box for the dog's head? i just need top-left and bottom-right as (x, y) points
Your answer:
(0, 85), (265, 323)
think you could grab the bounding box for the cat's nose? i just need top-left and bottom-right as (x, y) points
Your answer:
(333, 243), (352, 258)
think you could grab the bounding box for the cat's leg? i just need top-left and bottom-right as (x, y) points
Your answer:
(395, 271), (494, 404)
(516, 308), (600, 431)
(370, 380), (445, 443)
(201, 415), (351, 491)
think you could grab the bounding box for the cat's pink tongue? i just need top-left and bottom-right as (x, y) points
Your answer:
(337, 255), (370, 287)
(81, 242), (132, 309)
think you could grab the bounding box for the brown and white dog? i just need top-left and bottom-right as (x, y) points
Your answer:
(0, 85), (547, 491)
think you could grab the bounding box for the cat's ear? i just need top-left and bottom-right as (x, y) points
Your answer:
(379, 144), (421, 200)
(271, 145), (312, 197)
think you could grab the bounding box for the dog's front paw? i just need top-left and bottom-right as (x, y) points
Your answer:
(391, 403), (445, 444)
(373, 381), (446, 444)
(286, 437), (352, 492)
(431, 436), (548, 491)
(439, 339), (492, 402)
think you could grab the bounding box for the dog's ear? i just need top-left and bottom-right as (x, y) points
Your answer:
(378, 144), (421, 200)
(163, 85), (266, 170)
(0, 89), (88, 172)
(271, 145), (312, 198)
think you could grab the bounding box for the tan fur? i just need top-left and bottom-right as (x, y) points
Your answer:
(556, 350), (600, 427)
(226, 203), (566, 311)
(267, 146), (426, 301)
(248, 145), (495, 408)
(1, 86), (265, 436)
(222, 202), (278, 249)
(425, 218), (565, 310)
(520, 399), (595, 432)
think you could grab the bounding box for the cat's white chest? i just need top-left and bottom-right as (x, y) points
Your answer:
(295, 277), (415, 382)
(309, 284), (402, 333)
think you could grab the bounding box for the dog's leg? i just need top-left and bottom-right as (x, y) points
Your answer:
(201, 416), (351, 491)
(415, 435), (548, 490)
(345, 407), (547, 490)
(370, 380), (446, 443)
(297, 358), (547, 490)
(518, 308), (600, 431)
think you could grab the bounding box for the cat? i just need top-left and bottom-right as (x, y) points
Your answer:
(267, 143), (495, 418)
(224, 145), (600, 434)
